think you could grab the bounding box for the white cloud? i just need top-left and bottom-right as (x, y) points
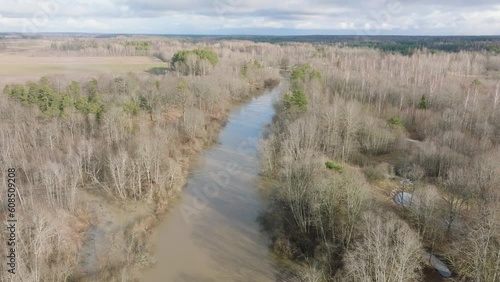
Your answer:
(0, 0), (498, 34)
(65, 18), (110, 30)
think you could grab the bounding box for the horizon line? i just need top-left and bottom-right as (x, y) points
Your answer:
(2, 32), (500, 37)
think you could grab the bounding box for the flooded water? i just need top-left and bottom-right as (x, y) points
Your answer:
(143, 86), (282, 282)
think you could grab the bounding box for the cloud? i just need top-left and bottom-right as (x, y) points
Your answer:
(0, 0), (498, 35)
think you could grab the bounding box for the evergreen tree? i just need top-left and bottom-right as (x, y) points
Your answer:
(284, 89), (308, 112)
(418, 94), (428, 109)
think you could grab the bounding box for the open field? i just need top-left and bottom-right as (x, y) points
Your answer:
(0, 54), (165, 76)
(0, 39), (165, 84)
(0, 54), (166, 88)
(0, 40), (166, 88)
(0, 39), (52, 52)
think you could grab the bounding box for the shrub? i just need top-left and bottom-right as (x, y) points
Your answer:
(146, 67), (168, 75)
(388, 115), (404, 128)
(264, 78), (280, 88)
(363, 166), (385, 183)
(123, 100), (140, 116)
(325, 160), (343, 172)
(240, 63), (248, 78)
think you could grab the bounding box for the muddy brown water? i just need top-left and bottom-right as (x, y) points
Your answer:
(143, 86), (282, 282)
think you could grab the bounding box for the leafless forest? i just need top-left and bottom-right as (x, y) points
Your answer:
(0, 36), (500, 281)
(261, 45), (500, 281)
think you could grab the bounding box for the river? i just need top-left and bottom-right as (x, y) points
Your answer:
(143, 85), (282, 282)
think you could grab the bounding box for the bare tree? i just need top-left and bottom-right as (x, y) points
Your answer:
(441, 167), (474, 234)
(108, 148), (130, 200)
(343, 212), (423, 282)
(454, 199), (500, 282)
(338, 101), (361, 162)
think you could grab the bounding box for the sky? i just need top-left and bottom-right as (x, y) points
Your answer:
(0, 0), (499, 35)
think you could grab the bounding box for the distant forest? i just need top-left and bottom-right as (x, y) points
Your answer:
(203, 35), (500, 55)
(2, 33), (500, 55)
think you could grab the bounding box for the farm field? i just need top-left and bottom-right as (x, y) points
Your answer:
(0, 39), (166, 86)
(0, 54), (164, 81)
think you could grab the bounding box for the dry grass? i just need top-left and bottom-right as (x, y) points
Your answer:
(0, 54), (165, 76)
(0, 41), (166, 87)
(0, 39), (52, 52)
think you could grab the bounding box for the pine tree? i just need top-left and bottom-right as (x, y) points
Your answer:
(418, 94), (428, 109)
(284, 89), (308, 112)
